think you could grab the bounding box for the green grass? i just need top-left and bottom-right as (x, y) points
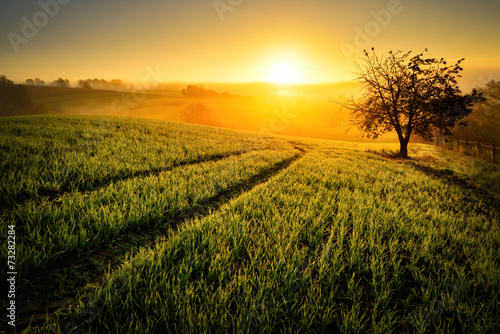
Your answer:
(0, 115), (291, 206)
(6, 148), (299, 280)
(362, 142), (500, 196)
(0, 115), (498, 333)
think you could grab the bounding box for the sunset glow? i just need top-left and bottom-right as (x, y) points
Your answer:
(0, 1), (499, 88)
(265, 63), (303, 84)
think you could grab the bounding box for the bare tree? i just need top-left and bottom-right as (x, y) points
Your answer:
(341, 49), (484, 158)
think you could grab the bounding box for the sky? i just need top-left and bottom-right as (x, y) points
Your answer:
(1, 0), (499, 89)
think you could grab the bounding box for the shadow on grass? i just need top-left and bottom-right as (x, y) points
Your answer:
(0, 149), (263, 216)
(15, 150), (306, 330)
(365, 148), (400, 159)
(367, 147), (500, 213)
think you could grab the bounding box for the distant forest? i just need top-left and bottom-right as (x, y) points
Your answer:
(23, 77), (132, 90)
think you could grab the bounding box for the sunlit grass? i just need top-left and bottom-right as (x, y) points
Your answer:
(5, 149), (298, 280)
(0, 115), (292, 205)
(1, 115), (498, 333)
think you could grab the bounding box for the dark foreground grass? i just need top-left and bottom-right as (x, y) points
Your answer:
(0, 115), (498, 333)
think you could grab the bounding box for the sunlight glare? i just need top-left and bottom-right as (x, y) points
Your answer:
(266, 63), (303, 84)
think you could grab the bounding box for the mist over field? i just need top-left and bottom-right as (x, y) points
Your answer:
(4, 80), (399, 143)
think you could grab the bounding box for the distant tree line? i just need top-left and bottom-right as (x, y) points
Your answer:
(25, 77), (71, 87)
(25, 78), (45, 86)
(181, 84), (232, 98)
(1, 74), (130, 116)
(77, 78), (131, 90)
(23, 77), (130, 90)
(53, 78), (70, 88)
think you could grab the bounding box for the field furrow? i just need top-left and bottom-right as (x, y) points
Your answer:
(4, 148), (305, 330)
(1, 149), (263, 215)
(0, 115), (294, 209)
(43, 149), (499, 333)
(1, 116), (499, 333)
(3, 149), (299, 277)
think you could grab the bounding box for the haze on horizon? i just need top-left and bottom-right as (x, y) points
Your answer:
(1, 0), (499, 90)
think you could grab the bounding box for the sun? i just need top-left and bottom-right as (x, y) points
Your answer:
(266, 62), (303, 84)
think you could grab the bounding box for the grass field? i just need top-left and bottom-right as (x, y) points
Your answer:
(15, 84), (400, 143)
(1, 115), (499, 333)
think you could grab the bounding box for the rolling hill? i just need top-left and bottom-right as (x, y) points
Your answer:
(0, 115), (499, 333)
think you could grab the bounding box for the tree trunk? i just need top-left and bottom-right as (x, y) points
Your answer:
(398, 139), (409, 159)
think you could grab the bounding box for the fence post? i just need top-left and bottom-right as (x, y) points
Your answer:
(456, 139), (459, 151)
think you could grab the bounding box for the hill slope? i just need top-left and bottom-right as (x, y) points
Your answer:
(0, 115), (499, 333)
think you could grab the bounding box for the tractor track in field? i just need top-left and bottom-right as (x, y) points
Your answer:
(14, 146), (308, 331)
(0, 149), (265, 217)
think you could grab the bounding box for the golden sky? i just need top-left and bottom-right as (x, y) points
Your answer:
(1, 0), (499, 89)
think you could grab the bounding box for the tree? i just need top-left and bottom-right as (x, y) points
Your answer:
(341, 49), (484, 158)
(0, 75), (32, 116)
(78, 79), (92, 89)
(181, 103), (219, 126)
(181, 84), (221, 98)
(25, 78), (45, 86)
(75, 78), (127, 90)
(110, 79), (124, 88)
(52, 77), (70, 88)
(453, 80), (500, 145)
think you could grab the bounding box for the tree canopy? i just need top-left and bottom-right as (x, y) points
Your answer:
(343, 49), (484, 158)
(181, 103), (219, 126)
(25, 78), (45, 86)
(453, 80), (500, 145)
(78, 79), (92, 89)
(181, 85), (232, 98)
(52, 77), (70, 88)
